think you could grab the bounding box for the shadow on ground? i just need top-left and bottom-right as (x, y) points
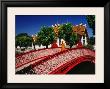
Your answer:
(67, 61), (95, 74)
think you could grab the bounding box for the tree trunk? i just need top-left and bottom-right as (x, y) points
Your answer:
(70, 45), (72, 49)
(33, 44), (36, 50)
(46, 45), (48, 48)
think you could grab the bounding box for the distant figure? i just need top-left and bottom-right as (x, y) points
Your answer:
(61, 41), (65, 51)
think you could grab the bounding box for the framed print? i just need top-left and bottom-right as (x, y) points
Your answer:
(0, 0), (110, 88)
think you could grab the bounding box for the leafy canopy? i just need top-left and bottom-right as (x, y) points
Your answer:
(36, 26), (55, 48)
(16, 33), (32, 48)
(86, 15), (95, 35)
(58, 23), (78, 48)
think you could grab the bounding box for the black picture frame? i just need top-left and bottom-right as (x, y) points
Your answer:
(0, 0), (110, 88)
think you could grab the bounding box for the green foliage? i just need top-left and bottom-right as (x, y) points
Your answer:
(69, 33), (78, 48)
(84, 44), (94, 50)
(86, 15), (95, 35)
(89, 36), (95, 45)
(58, 23), (72, 39)
(58, 23), (78, 48)
(16, 33), (32, 48)
(34, 38), (41, 47)
(36, 26), (55, 48)
(58, 24), (65, 39)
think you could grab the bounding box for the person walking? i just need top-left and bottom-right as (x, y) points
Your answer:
(61, 41), (65, 51)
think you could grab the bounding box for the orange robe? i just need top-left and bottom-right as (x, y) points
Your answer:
(61, 42), (65, 51)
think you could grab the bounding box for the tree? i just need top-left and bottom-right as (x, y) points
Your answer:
(58, 23), (72, 39)
(68, 33), (78, 48)
(86, 15), (95, 35)
(16, 33), (32, 48)
(16, 33), (28, 37)
(34, 36), (41, 47)
(58, 23), (78, 48)
(89, 36), (95, 45)
(37, 26), (55, 48)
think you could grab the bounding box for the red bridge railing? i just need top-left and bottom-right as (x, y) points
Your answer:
(16, 48), (62, 70)
(31, 48), (95, 74)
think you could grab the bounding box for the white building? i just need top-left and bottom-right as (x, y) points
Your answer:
(81, 34), (88, 46)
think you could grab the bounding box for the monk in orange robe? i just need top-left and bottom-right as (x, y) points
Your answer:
(61, 41), (65, 51)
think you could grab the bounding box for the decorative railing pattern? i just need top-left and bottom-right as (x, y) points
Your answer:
(16, 48), (61, 68)
(32, 48), (95, 74)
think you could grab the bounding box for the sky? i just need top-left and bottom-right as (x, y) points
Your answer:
(15, 15), (94, 37)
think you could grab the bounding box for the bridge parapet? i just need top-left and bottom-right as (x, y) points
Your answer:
(32, 48), (95, 74)
(16, 48), (61, 69)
